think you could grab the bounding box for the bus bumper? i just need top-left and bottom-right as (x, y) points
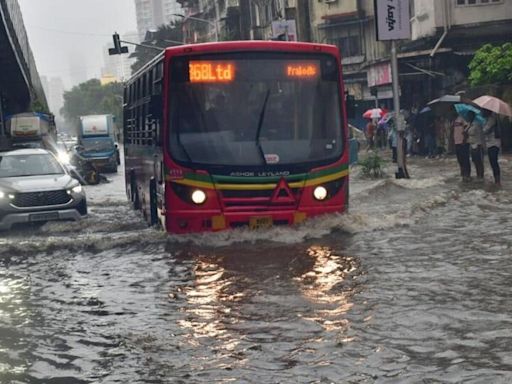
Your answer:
(166, 205), (347, 234)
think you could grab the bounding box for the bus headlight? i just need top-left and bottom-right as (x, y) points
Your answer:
(191, 189), (207, 205)
(313, 186), (328, 201)
(0, 190), (4, 199)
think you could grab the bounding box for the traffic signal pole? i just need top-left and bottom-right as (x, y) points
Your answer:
(109, 32), (165, 56)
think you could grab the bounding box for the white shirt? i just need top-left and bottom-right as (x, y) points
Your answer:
(466, 120), (484, 149)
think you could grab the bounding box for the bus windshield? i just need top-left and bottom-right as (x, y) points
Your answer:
(168, 52), (343, 167)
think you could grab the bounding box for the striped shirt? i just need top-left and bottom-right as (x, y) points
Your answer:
(453, 116), (466, 145)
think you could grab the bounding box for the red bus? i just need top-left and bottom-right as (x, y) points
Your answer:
(124, 41), (349, 234)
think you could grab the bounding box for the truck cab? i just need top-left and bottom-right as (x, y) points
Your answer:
(76, 114), (119, 173)
(4, 112), (57, 150)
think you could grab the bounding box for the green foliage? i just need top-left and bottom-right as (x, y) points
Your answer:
(130, 22), (183, 74)
(358, 152), (385, 178)
(60, 79), (123, 132)
(31, 99), (49, 114)
(468, 43), (512, 86)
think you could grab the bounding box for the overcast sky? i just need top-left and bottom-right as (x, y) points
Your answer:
(18, 0), (137, 89)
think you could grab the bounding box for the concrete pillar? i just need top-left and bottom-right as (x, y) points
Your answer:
(296, 0), (311, 42)
(239, 0), (252, 40)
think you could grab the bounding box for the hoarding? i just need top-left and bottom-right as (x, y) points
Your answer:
(374, 0), (411, 41)
(271, 20), (297, 41)
(367, 62), (392, 87)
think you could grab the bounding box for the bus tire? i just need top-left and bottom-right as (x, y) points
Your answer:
(129, 170), (140, 210)
(149, 177), (158, 226)
(133, 189), (140, 210)
(128, 169), (136, 201)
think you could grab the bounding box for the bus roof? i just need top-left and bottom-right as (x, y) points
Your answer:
(128, 41), (340, 83)
(163, 40), (340, 57)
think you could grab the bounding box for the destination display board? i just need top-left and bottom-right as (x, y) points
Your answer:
(185, 58), (322, 83)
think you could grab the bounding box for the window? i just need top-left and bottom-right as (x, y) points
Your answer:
(124, 59), (164, 147)
(456, 0), (502, 5)
(329, 36), (362, 57)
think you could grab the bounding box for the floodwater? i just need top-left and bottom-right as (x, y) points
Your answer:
(1, 153), (512, 383)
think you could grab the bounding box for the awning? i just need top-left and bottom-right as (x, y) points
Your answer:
(397, 48), (451, 58)
(318, 17), (370, 29)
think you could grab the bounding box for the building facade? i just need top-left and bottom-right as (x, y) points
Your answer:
(134, 0), (182, 41)
(171, 0), (512, 126)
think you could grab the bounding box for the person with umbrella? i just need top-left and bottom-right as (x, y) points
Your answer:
(453, 112), (471, 182)
(473, 95), (512, 187)
(464, 110), (485, 181)
(482, 109), (501, 186)
(365, 118), (376, 150)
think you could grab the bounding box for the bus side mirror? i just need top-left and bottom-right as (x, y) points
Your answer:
(345, 94), (356, 119)
(150, 95), (163, 120)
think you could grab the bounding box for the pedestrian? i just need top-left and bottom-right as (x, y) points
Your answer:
(465, 111), (485, 181)
(424, 119), (436, 158)
(388, 118), (398, 163)
(405, 120), (413, 156)
(365, 118), (376, 150)
(453, 114), (471, 182)
(482, 109), (501, 186)
(434, 117), (445, 157)
(376, 119), (387, 149)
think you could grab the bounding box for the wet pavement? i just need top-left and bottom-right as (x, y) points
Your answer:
(1, 152), (512, 383)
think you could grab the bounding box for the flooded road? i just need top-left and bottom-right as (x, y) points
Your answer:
(1, 154), (512, 383)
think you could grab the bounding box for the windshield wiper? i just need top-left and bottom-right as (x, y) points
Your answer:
(255, 89), (271, 165)
(176, 132), (192, 163)
(175, 109), (193, 163)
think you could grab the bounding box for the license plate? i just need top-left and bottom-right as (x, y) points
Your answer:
(29, 212), (59, 222)
(249, 216), (273, 230)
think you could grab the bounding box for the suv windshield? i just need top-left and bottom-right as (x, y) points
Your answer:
(0, 153), (65, 177)
(169, 52), (343, 167)
(81, 138), (114, 153)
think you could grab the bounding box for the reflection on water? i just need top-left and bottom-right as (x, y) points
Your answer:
(169, 244), (362, 382)
(0, 273), (32, 381)
(2, 156), (512, 382)
(297, 246), (360, 334)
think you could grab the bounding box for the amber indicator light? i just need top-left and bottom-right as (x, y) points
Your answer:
(286, 63), (319, 78)
(189, 61), (235, 82)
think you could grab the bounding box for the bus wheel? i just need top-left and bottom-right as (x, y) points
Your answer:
(133, 189), (141, 210)
(129, 170), (140, 210)
(149, 177), (158, 226)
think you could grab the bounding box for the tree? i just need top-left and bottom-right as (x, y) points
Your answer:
(130, 22), (183, 74)
(61, 79), (123, 132)
(468, 43), (512, 86)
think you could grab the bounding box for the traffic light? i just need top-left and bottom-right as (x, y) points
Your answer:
(109, 33), (129, 55)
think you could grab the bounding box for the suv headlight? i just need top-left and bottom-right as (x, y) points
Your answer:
(57, 151), (71, 164)
(0, 190), (15, 200)
(67, 184), (82, 194)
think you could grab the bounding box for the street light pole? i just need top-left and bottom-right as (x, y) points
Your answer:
(173, 14), (218, 42)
